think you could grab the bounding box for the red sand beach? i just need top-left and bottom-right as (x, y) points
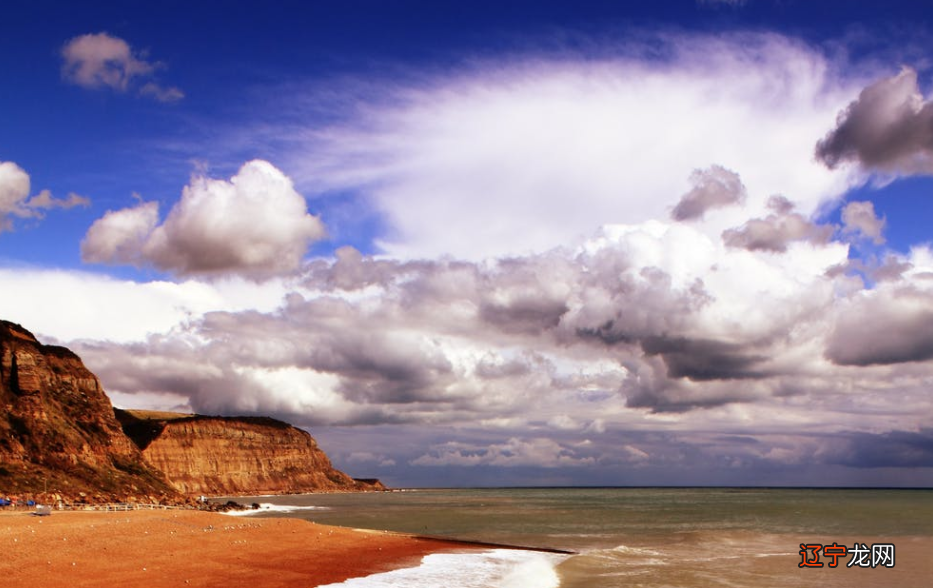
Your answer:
(0, 509), (479, 587)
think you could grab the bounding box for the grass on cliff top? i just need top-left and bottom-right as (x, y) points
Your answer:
(122, 410), (194, 421)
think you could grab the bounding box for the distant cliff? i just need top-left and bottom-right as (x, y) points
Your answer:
(116, 410), (385, 496)
(0, 320), (178, 503)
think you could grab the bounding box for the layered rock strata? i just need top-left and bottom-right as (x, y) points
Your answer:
(117, 410), (385, 495)
(0, 320), (178, 502)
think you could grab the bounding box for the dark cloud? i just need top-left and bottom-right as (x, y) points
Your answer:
(722, 196), (833, 252)
(816, 67), (933, 174)
(641, 336), (768, 381)
(474, 256), (574, 335)
(620, 356), (761, 412)
(571, 267), (710, 346)
(479, 297), (569, 335)
(826, 288), (933, 365)
(830, 429), (933, 469)
(671, 165), (746, 221)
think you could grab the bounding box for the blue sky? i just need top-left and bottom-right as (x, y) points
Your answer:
(3, 1), (933, 487)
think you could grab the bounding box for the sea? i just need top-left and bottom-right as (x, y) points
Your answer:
(222, 487), (933, 588)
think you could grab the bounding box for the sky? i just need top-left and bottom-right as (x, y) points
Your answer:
(2, 0), (933, 488)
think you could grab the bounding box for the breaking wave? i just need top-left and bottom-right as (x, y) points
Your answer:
(318, 549), (564, 588)
(220, 502), (331, 516)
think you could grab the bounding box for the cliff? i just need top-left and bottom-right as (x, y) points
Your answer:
(116, 410), (385, 496)
(0, 319), (383, 502)
(0, 320), (179, 503)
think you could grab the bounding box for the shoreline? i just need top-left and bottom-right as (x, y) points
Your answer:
(0, 509), (490, 587)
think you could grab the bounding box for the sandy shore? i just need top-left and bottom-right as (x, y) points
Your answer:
(0, 509), (481, 587)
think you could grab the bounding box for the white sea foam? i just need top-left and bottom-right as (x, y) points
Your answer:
(220, 502), (330, 516)
(317, 549), (565, 588)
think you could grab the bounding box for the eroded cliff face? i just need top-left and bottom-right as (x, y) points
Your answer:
(117, 410), (385, 496)
(0, 319), (384, 501)
(0, 321), (179, 502)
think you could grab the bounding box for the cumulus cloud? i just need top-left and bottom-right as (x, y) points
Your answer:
(67, 216), (851, 425)
(816, 67), (933, 174)
(722, 195), (833, 252)
(0, 160), (90, 232)
(826, 286), (933, 366)
(841, 200), (886, 244)
(82, 160), (326, 279)
(671, 165), (746, 221)
(61, 32), (183, 102)
(47, 199), (933, 484)
(82, 200), (160, 265)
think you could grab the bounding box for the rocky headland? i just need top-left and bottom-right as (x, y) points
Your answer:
(0, 319), (382, 505)
(116, 409), (384, 495)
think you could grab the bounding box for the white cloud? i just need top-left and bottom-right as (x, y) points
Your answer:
(82, 160), (326, 279)
(0, 161), (32, 231)
(292, 34), (862, 260)
(61, 32), (183, 101)
(0, 268), (296, 343)
(0, 160), (90, 232)
(82, 200), (160, 265)
(0, 268), (219, 342)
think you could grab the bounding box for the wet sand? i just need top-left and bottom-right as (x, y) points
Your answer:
(0, 510), (480, 587)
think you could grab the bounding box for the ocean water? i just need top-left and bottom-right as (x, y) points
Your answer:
(223, 488), (933, 587)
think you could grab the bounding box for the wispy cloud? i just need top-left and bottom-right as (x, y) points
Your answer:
(280, 33), (861, 261)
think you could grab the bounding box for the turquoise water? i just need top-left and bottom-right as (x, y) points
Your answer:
(224, 488), (933, 587)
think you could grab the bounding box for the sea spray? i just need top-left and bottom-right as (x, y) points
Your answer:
(500, 553), (562, 588)
(318, 549), (566, 588)
(220, 503), (330, 516)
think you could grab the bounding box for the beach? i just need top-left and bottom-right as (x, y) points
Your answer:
(0, 509), (478, 588)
